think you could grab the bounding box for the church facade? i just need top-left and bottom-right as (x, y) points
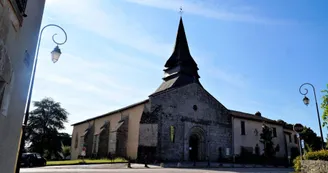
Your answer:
(70, 17), (299, 162)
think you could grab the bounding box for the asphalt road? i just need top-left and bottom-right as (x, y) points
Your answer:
(20, 167), (294, 173)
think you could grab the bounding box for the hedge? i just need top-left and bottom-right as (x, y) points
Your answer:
(305, 150), (328, 160)
(293, 150), (328, 172)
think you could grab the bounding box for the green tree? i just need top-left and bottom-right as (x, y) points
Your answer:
(300, 126), (321, 151)
(260, 125), (276, 158)
(276, 119), (294, 130)
(58, 133), (72, 146)
(26, 97), (69, 160)
(321, 84), (328, 128)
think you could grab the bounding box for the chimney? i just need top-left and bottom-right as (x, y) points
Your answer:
(255, 111), (261, 117)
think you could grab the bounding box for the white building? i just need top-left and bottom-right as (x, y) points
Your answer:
(231, 110), (299, 158)
(0, 0), (45, 172)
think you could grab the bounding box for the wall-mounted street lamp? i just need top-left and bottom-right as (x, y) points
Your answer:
(299, 83), (325, 150)
(15, 24), (67, 173)
(51, 45), (62, 63)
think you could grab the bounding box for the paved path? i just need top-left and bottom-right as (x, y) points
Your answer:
(20, 164), (294, 173)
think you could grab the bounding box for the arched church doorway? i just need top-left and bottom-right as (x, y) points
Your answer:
(188, 126), (206, 161)
(189, 134), (199, 161)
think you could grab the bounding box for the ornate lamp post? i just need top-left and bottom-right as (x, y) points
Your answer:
(15, 24), (67, 173)
(299, 83), (325, 150)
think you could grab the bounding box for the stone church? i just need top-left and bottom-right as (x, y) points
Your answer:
(70, 17), (299, 162)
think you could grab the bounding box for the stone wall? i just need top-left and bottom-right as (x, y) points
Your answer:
(139, 124), (158, 146)
(149, 83), (232, 161)
(301, 160), (328, 173)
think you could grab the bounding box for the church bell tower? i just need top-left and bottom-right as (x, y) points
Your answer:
(152, 17), (201, 95)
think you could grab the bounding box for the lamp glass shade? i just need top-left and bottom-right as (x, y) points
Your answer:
(303, 96), (310, 106)
(51, 46), (62, 63)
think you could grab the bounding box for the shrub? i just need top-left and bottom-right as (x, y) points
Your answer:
(293, 156), (301, 172)
(293, 150), (328, 172)
(304, 150), (328, 161)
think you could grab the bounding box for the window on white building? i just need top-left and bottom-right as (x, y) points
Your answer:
(0, 81), (5, 105)
(272, 127), (277, 137)
(0, 39), (14, 117)
(0, 74), (14, 116)
(240, 121), (245, 135)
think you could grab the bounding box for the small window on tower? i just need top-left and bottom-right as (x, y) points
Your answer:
(170, 126), (175, 143)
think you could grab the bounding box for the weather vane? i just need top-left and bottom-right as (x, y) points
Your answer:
(179, 6), (183, 16)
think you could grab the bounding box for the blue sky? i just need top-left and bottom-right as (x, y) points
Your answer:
(33, 0), (328, 137)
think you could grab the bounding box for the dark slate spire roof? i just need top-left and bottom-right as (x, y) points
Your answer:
(151, 17), (202, 96)
(164, 17), (198, 69)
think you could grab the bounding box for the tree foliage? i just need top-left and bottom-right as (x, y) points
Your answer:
(26, 97), (69, 160)
(260, 125), (277, 158)
(276, 119), (294, 130)
(300, 126), (322, 151)
(58, 133), (72, 146)
(321, 84), (328, 128)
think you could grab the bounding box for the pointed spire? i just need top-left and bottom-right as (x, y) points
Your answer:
(164, 17), (197, 69)
(152, 15), (202, 95)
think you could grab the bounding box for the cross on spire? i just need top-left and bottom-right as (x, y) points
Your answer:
(179, 6), (183, 16)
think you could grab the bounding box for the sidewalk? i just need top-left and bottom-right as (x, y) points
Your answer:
(160, 162), (290, 169)
(39, 162), (291, 170)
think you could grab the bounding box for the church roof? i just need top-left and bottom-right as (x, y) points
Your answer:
(152, 74), (202, 95)
(164, 17), (198, 69)
(230, 110), (283, 126)
(71, 99), (149, 126)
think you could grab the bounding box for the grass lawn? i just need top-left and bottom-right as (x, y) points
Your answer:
(47, 158), (127, 166)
